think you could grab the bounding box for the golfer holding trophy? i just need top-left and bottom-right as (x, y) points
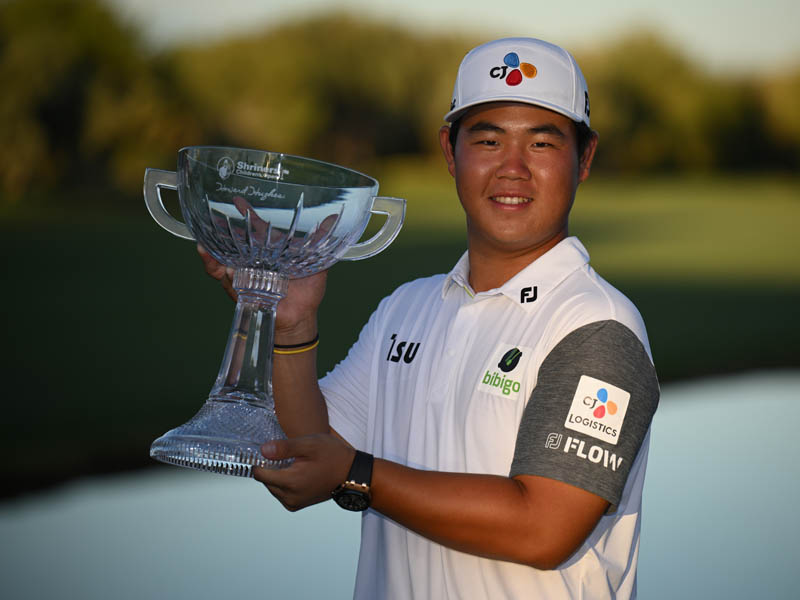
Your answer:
(144, 36), (660, 599)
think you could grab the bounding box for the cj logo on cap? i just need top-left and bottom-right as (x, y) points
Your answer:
(489, 52), (537, 86)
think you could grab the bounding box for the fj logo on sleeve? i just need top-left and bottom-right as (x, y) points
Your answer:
(564, 375), (630, 445)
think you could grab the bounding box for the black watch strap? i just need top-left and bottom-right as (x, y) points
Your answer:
(348, 450), (374, 487)
(332, 450), (374, 511)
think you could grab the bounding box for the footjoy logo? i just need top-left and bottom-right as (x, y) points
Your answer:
(520, 286), (537, 304)
(544, 432), (624, 472)
(564, 375), (630, 445)
(490, 52), (537, 87)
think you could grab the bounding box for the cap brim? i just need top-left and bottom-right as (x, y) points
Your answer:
(444, 95), (584, 124)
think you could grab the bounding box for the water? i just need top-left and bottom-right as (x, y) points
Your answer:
(1, 372), (797, 599)
(639, 371), (799, 599)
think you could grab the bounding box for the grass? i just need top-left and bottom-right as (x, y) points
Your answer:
(375, 158), (800, 284)
(1, 172), (798, 497)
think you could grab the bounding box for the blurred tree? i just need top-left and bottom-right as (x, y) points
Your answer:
(757, 67), (800, 168)
(168, 14), (470, 168)
(578, 32), (799, 173)
(0, 5), (796, 208)
(579, 33), (717, 172)
(0, 0), (204, 205)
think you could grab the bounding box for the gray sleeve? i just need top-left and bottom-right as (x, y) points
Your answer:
(509, 320), (659, 507)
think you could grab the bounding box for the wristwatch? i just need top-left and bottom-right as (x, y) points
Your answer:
(332, 450), (373, 511)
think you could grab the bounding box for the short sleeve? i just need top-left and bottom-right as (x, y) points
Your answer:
(319, 309), (379, 450)
(509, 320), (659, 507)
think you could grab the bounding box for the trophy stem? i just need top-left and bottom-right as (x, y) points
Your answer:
(149, 268), (292, 476)
(209, 268), (289, 408)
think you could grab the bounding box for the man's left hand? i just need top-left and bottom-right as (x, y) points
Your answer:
(254, 434), (355, 512)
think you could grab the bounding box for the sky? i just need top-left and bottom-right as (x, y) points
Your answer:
(106, 0), (800, 75)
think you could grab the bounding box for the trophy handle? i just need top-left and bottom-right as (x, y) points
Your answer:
(341, 196), (406, 261)
(144, 168), (194, 240)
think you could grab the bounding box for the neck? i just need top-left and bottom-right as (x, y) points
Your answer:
(466, 234), (565, 293)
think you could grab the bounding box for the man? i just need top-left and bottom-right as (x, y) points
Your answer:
(201, 37), (659, 599)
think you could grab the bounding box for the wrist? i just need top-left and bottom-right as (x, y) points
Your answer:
(274, 318), (318, 347)
(274, 333), (319, 355)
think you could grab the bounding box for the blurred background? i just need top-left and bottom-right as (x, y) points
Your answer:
(1, 0), (798, 598)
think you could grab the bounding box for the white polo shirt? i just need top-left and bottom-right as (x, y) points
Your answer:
(321, 236), (659, 599)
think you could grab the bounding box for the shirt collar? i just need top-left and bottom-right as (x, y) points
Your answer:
(441, 237), (590, 309)
(442, 250), (474, 299)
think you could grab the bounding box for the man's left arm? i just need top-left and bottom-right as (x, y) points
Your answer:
(257, 434), (607, 569)
(256, 319), (658, 569)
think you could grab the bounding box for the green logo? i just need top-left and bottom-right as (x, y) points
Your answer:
(498, 348), (522, 373)
(482, 370), (522, 396)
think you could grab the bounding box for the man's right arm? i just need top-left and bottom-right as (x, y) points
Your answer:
(271, 309), (329, 438)
(197, 245), (331, 438)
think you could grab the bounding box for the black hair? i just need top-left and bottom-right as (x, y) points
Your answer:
(447, 115), (595, 160)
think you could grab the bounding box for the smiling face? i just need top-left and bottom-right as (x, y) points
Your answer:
(440, 102), (597, 270)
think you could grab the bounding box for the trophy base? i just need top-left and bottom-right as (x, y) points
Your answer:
(150, 398), (291, 477)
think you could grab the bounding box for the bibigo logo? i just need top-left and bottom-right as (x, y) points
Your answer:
(490, 52), (537, 87)
(478, 343), (532, 399)
(564, 375), (630, 445)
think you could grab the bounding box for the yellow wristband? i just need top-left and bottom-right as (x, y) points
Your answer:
(273, 339), (319, 355)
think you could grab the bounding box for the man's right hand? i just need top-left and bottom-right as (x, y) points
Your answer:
(197, 244), (237, 301)
(196, 244), (327, 343)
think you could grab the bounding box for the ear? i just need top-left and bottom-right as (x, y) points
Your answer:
(439, 126), (457, 178)
(577, 131), (598, 184)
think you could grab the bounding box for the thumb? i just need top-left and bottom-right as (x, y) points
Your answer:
(261, 438), (305, 460)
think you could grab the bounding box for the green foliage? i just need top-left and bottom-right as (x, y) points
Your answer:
(0, 3), (798, 207)
(0, 0), (204, 204)
(577, 32), (800, 172)
(167, 14), (470, 163)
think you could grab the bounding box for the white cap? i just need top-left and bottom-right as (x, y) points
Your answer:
(444, 37), (590, 126)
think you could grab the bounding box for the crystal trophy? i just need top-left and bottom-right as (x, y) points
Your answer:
(144, 146), (405, 477)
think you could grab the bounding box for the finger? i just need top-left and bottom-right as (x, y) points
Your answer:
(253, 465), (289, 487)
(252, 461), (301, 490)
(197, 244), (225, 278)
(260, 438), (299, 462)
(220, 276), (237, 301)
(255, 476), (294, 509)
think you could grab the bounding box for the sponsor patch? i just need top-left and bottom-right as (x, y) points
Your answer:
(564, 375), (630, 445)
(478, 343), (533, 399)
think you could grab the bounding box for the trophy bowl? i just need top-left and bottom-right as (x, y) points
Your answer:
(144, 146), (405, 477)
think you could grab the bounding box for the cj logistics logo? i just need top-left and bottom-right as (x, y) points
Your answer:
(490, 52), (537, 86)
(564, 375), (630, 445)
(587, 387), (617, 419)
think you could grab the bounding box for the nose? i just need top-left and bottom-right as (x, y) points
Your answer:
(495, 145), (531, 180)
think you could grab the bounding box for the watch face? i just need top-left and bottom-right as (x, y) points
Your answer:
(334, 489), (369, 512)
